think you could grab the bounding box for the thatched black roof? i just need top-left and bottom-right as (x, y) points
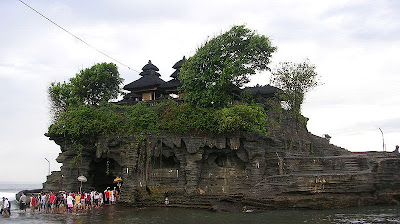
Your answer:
(143, 60), (159, 71)
(124, 60), (166, 91)
(159, 78), (182, 89)
(124, 74), (166, 91)
(170, 70), (180, 79)
(243, 85), (281, 96)
(139, 70), (161, 77)
(139, 60), (161, 77)
(172, 56), (186, 69)
(123, 92), (141, 99)
(171, 56), (186, 78)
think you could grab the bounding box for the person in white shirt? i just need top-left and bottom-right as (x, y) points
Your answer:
(2, 197), (9, 217)
(41, 194), (46, 211)
(66, 194), (74, 213)
(19, 193), (27, 212)
(99, 192), (104, 205)
(110, 189), (115, 204)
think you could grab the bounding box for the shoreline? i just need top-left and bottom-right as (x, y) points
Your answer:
(1, 204), (400, 224)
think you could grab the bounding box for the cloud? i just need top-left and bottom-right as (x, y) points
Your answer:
(1, 0), (399, 182)
(321, 0), (400, 42)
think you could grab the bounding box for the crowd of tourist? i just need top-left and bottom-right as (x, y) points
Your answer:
(12, 187), (119, 215)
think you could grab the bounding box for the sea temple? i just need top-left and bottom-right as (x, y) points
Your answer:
(43, 58), (400, 210)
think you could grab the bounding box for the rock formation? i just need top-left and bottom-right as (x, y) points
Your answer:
(43, 112), (400, 210)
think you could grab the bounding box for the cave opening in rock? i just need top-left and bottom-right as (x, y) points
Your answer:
(152, 154), (180, 169)
(214, 153), (246, 170)
(89, 158), (122, 191)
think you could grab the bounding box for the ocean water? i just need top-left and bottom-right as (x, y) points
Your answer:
(0, 183), (42, 201)
(0, 183), (400, 223)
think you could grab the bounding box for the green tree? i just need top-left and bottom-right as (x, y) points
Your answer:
(48, 81), (79, 119)
(70, 62), (123, 105)
(179, 25), (277, 108)
(48, 62), (123, 119)
(270, 59), (321, 116)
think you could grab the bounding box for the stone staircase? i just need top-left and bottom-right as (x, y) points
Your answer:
(266, 155), (370, 176)
(344, 159), (362, 172)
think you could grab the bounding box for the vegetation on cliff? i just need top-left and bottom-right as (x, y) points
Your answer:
(48, 25), (272, 140)
(48, 62), (123, 119)
(48, 101), (267, 139)
(47, 25), (320, 141)
(270, 60), (321, 116)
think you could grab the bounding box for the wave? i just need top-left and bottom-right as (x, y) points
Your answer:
(0, 192), (18, 201)
(0, 183), (42, 201)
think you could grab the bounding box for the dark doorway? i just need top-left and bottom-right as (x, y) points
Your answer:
(152, 154), (180, 169)
(89, 158), (122, 191)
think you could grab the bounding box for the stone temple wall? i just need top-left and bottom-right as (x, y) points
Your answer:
(44, 130), (400, 210)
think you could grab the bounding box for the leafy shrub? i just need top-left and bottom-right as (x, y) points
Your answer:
(216, 104), (267, 134)
(48, 101), (267, 139)
(159, 103), (218, 133)
(49, 102), (158, 138)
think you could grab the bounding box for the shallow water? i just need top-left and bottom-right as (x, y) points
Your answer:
(1, 205), (400, 224)
(1, 183), (400, 223)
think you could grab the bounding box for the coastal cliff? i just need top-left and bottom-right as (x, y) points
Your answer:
(42, 26), (400, 210)
(43, 114), (400, 210)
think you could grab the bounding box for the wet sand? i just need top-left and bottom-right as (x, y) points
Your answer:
(2, 203), (400, 224)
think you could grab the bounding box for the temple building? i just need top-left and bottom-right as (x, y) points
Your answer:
(242, 84), (281, 102)
(120, 57), (280, 105)
(122, 60), (166, 103)
(159, 56), (185, 97)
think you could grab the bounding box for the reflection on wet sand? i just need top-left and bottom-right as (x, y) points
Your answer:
(2, 205), (400, 224)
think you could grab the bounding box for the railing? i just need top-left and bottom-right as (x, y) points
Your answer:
(116, 98), (185, 106)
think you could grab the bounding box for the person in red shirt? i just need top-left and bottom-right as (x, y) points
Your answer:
(105, 188), (110, 205)
(30, 195), (37, 213)
(85, 192), (91, 210)
(49, 192), (56, 213)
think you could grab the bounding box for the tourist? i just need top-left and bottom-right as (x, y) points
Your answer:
(49, 192), (56, 213)
(55, 192), (61, 212)
(94, 192), (100, 208)
(58, 192), (65, 213)
(40, 193), (45, 211)
(115, 188), (119, 203)
(2, 197), (9, 217)
(66, 193), (73, 213)
(0, 197), (4, 215)
(19, 192), (27, 212)
(45, 193), (50, 213)
(90, 190), (95, 208)
(6, 198), (11, 215)
(164, 190), (169, 205)
(105, 188), (110, 205)
(110, 188), (115, 205)
(30, 194), (37, 213)
(85, 191), (91, 210)
(80, 192), (85, 210)
(100, 191), (104, 206)
(394, 145), (399, 153)
(75, 192), (81, 210)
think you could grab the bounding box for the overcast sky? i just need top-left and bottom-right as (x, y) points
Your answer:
(1, 0), (399, 183)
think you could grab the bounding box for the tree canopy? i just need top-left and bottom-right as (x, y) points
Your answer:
(48, 62), (123, 119)
(179, 25), (277, 108)
(270, 59), (321, 115)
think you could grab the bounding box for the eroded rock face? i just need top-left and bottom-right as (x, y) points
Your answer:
(44, 129), (400, 210)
